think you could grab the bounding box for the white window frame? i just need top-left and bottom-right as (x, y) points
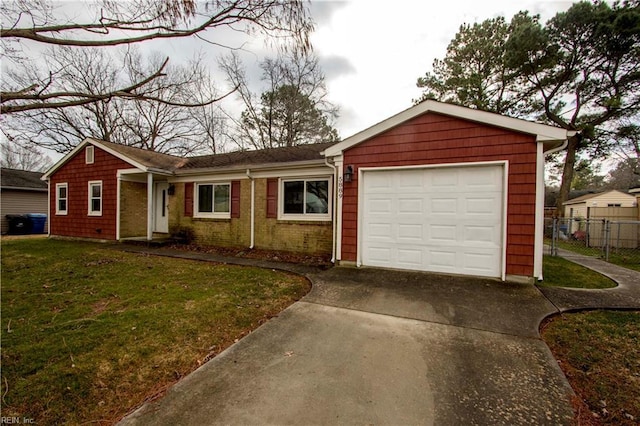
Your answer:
(85, 146), (94, 164)
(278, 177), (332, 221)
(194, 182), (231, 219)
(56, 183), (68, 215)
(88, 180), (103, 216)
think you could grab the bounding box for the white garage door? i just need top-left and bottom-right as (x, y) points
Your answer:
(361, 165), (504, 278)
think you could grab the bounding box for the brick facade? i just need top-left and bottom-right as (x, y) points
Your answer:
(172, 178), (333, 255)
(119, 181), (147, 238)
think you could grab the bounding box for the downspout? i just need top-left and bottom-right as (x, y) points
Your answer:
(246, 169), (255, 249)
(535, 136), (572, 281)
(325, 157), (338, 264)
(46, 179), (51, 237)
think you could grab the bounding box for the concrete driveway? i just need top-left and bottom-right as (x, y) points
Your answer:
(119, 267), (574, 425)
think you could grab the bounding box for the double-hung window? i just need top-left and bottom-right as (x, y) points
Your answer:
(195, 183), (230, 218)
(88, 181), (102, 216)
(281, 178), (330, 220)
(56, 183), (68, 215)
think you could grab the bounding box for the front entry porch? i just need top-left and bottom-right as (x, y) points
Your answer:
(117, 171), (172, 242)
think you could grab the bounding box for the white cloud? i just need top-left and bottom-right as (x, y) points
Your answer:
(310, 0), (578, 138)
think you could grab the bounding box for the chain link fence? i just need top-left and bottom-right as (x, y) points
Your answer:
(546, 217), (640, 268)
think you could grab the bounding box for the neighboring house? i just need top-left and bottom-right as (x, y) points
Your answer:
(563, 190), (637, 219)
(42, 100), (574, 283)
(1, 168), (48, 234)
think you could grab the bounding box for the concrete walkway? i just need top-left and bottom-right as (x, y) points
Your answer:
(539, 248), (640, 311)
(116, 244), (639, 426)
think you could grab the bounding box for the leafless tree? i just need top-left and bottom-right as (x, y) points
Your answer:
(0, 135), (53, 171)
(3, 47), (230, 155)
(220, 48), (339, 150)
(1, 0), (313, 114)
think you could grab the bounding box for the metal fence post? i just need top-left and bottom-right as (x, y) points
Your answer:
(552, 217), (558, 256)
(604, 219), (611, 262)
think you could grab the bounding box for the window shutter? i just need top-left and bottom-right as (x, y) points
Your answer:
(231, 180), (241, 218)
(266, 178), (278, 218)
(184, 182), (194, 217)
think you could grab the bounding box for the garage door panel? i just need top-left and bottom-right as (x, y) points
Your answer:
(464, 225), (499, 244)
(398, 198), (423, 213)
(366, 246), (392, 265)
(431, 197), (458, 214)
(397, 248), (423, 267)
(367, 222), (393, 240)
(466, 197), (499, 214)
(398, 224), (424, 241)
(362, 165), (504, 278)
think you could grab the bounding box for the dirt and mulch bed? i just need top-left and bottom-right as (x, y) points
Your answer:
(168, 243), (334, 268)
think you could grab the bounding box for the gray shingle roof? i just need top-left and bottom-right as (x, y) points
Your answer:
(94, 139), (186, 172)
(181, 142), (337, 171)
(1, 168), (47, 190)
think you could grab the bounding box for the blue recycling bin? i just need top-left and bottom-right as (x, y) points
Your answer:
(26, 213), (47, 234)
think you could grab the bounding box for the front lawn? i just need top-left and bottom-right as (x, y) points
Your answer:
(1, 239), (310, 425)
(542, 311), (640, 424)
(540, 255), (616, 289)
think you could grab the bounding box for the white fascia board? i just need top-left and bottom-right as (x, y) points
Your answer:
(323, 100), (574, 157)
(42, 138), (148, 179)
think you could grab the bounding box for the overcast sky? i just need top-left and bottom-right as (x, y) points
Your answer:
(308, 0), (578, 138)
(4, 0), (580, 160)
(143, 0), (579, 140)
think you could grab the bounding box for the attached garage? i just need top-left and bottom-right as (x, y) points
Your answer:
(361, 163), (505, 278)
(324, 100), (574, 283)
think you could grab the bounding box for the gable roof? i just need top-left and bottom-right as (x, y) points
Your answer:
(323, 100), (576, 157)
(563, 189), (636, 205)
(97, 139), (185, 172)
(42, 138), (339, 179)
(1, 168), (47, 191)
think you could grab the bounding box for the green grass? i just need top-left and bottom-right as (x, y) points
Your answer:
(540, 255), (616, 289)
(542, 311), (640, 424)
(1, 239), (310, 425)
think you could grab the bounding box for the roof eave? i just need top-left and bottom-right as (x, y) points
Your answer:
(1, 186), (48, 192)
(174, 159), (328, 176)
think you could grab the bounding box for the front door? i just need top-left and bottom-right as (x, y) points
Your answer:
(154, 182), (169, 233)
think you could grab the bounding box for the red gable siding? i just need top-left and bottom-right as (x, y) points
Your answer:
(341, 112), (538, 277)
(49, 145), (133, 240)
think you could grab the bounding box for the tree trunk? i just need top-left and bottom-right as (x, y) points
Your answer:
(555, 135), (580, 216)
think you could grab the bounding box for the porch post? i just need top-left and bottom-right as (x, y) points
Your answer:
(147, 173), (154, 241)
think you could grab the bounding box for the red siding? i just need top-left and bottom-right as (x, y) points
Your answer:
(49, 146), (132, 240)
(341, 112), (538, 277)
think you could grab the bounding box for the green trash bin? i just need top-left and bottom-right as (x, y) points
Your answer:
(26, 213), (47, 234)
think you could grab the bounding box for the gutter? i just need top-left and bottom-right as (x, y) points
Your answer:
(246, 169), (255, 249)
(324, 157), (338, 264)
(174, 159), (327, 176)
